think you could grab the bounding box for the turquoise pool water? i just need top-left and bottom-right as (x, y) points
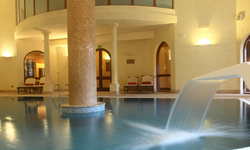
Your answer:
(0, 97), (249, 150)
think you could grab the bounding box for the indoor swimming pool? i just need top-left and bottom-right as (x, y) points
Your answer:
(0, 97), (249, 150)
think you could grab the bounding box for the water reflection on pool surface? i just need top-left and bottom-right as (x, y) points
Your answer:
(0, 97), (249, 150)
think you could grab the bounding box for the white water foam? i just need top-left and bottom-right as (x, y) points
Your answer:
(121, 120), (250, 150)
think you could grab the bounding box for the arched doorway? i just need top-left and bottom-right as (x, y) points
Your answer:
(156, 42), (171, 92)
(243, 35), (250, 93)
(96, 48), (111, 91)
(24, 51), (45, 83)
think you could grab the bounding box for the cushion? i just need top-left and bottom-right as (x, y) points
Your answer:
(128, 82), (137, 85)
(40, 83), (45, 85)
(142, 81), (151, 84)
(25, 83), (34, 86)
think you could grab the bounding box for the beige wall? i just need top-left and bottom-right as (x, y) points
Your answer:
(236, 0), (250, 62)
(98, 39), (154, 89)
(236, 0), (250, 93)
(47, 36), (175, 92)
(0, 39), (44, 91)
(49, 46), (58, 87)
(117, 39), (154, 88)
(1, 1), (247, 93)
(56, 46), (69, 88)
(0, 0), (16, 57)
(154, 25), (175, 91)
(50, 38), (157, 91)
(0, 37), (60, 92)
(0, 57), (19, 91)
(174, 0), (238, 91)
(16, 39), (44, 86)
(0, 0), (16, 91)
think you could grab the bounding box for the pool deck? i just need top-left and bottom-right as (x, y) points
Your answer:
(1, 91), (250, 100)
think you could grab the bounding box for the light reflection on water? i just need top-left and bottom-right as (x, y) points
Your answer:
(0, 119), (1, 132)
(0, 97), (249, 150)
(4, 122), (18, 148)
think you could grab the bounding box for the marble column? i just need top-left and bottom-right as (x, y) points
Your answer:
(62, 0), (105, 113)
(42, 31), (53, 93)
(109, 23), (120, 95)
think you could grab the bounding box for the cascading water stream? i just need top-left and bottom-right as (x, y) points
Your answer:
(164, 79), (226, 139)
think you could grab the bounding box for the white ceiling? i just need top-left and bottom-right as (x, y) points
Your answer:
(16, 21), (171, 40)
(15, 6), (177, 40)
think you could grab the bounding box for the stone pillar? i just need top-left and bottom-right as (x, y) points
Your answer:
(109, 23), (120, 94)
(62, 0), (105, 114)
(42, 31), (53, 93)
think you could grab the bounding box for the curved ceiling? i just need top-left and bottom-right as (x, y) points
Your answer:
(15, 6), (177, 40)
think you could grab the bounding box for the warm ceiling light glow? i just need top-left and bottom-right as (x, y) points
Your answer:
(197, 39), (211, 45)
(2, 51), (12, 58)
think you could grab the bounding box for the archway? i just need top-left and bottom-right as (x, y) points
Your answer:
(96, 48), (111, 91)
(156, 42), (171, 92)
(243, 35), (250, 93)
(23, 51), (45, 83)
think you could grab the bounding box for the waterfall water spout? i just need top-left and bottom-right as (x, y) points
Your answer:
(163, 63), (250, 140)
(164, 79), (226, 139)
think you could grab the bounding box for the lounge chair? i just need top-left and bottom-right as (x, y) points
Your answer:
(25, 78), (36, 86)
(33, 77), (45, 93)
(17, 78), (36, 94)
(39, 77), (45, 85)
(124, 76), (139, 94)
(139, 75), (154, 93)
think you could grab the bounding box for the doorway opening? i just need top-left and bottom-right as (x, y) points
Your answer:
(96, 48), (111, 91)
(24, 51), (45, 83)
(243, 35), (250, 93)
(156, 42), (171, 92)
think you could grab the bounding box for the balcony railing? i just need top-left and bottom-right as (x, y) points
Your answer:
(16, 0), (173, 24)
(96, 0), (173, 8)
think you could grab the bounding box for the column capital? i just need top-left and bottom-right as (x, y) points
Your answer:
(109, 23), (119, 28)
(41, 30), (51, 35)
(34, 28), (51, 35)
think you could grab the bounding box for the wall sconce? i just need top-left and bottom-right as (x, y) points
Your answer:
(197, 39), (211, 46)
(2, 51), (13, 58)
(199, 25), (209, 30)
(235, 11), (245, 22)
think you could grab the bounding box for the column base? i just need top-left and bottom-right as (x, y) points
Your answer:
(109, 91), (120, 95)
(61, 110), (105, 118)
(61, 102), (106, 114)
(43, 83), (53, 93)
(110, 83), (120, 95)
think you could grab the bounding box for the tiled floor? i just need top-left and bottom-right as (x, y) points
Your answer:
(1, 91), (250, 100)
